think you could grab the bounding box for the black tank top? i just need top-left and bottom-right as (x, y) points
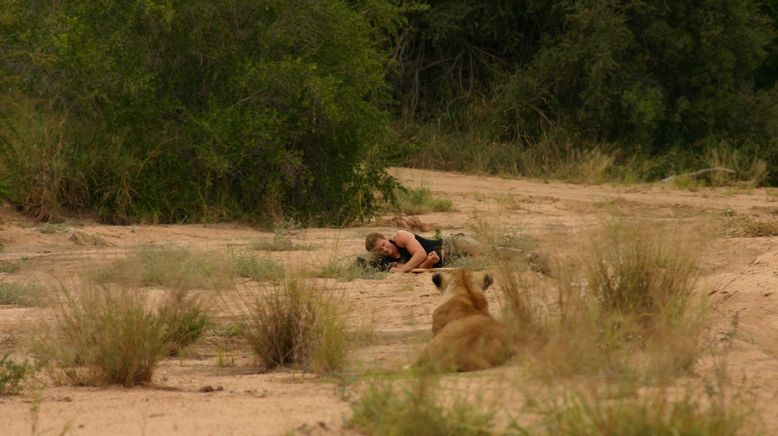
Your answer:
(389, 235), (444, 268)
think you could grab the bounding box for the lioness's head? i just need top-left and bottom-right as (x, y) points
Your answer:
(432, 270), (493, 297)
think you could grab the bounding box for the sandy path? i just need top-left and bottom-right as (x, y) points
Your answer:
(1, 167), (777, 434)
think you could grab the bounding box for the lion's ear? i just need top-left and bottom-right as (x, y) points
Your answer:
(482, 273), (493, 290)
(432, 272), (443, 290)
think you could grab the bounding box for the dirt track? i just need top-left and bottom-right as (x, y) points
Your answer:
(1, 167), (778, 434)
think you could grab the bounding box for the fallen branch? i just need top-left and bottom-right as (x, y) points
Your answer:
(661, 167), (735, 183)
(410, 267), (458, 274)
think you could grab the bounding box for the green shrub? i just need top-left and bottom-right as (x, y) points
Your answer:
(0, 353), (34, 394)
(0, 1), (398, 224)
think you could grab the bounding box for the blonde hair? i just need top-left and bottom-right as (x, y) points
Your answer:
(365, 232), (386, 251)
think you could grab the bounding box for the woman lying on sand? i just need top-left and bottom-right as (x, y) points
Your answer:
(359, 230), (485, 272)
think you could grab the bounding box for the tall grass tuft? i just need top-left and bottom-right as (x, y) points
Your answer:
(496, 261), (547, 344)
(92, 245), (234, 290)
(583, 222), (701, 329)
(349, 378), (495, 436)
(234, 279), (349, 373)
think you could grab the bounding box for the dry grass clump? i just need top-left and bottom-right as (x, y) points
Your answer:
(38, 285), (208, 386)
(499, 220), (707, 379)
(92, 245), (234, 290)
(538, 384), (752, 436)
(232, 279), (349, 373)
(349, 378), (494, 436)
(465, 211), (535, 252)
(583, 222), (700, 327)
(393, 186), (453, 215)
(0, 261), (20, 273)
(230, 251), (286, 282)
(251, 231), (316, 251)
(727, 214), (778, 237)
(0, 282), (44, 306)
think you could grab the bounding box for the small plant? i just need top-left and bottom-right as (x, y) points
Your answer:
(91, 245), (234, 290)
(349, 379), (495, 436)
(392, 186), (453, 215)
(0, 261), (19, 273)
(317, 258), (388, 282)
(40, 285), (173, 387)
(157, 291), (209, 356)
(37, 222), (71, 234)
(231, 252), (285, 282)
(251, 232), (315, 251)
(0, 282), (44, 306)
(0, 353), (34, 394)
(234, 279), (348, 373)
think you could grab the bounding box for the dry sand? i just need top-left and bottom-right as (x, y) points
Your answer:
(1, 167), (777, 434)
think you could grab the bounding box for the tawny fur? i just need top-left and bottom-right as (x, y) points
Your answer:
(416, 270), (510, 372)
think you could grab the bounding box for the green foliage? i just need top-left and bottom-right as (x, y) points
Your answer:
(0, 353), (34, 394)
(0, 0), (398, 224)
(394, 0), (778, 184)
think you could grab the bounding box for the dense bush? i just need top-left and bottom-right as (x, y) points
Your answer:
(0, 0), (397, 224)
(394, 0), (778, 183)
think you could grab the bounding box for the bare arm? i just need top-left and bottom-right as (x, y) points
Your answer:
(390, 230), (428, 272)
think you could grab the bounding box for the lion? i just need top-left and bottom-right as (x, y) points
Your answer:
(415, 269), (511, 372)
